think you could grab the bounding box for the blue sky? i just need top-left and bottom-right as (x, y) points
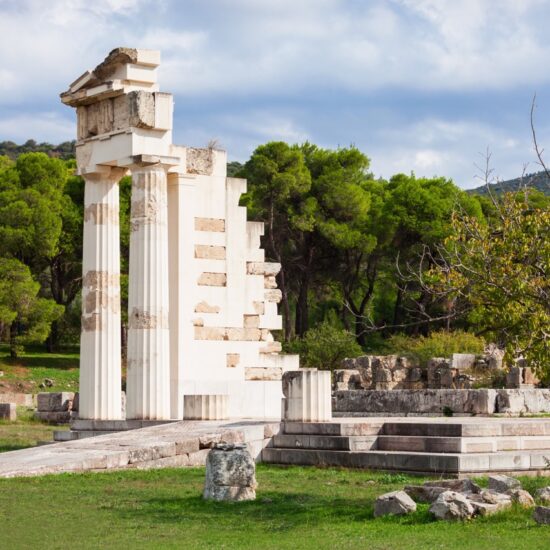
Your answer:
(1, 0), (550, 188)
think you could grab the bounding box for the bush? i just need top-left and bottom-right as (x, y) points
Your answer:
(387, 330), (485, 367)
(284, 322), (363, 370)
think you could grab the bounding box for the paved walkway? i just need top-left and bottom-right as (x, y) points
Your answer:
(0, 420), (279, 478)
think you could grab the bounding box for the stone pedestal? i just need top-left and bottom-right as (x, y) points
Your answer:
(126, 164), (171, 420)
(80, 169), (124, 420)
(203, 444), (256, 501)
(282, 369), (332, 422)
(184, 395), (229, 420)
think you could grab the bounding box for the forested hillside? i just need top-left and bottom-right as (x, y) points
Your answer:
(468, 170), (550, 196)
(0, 140), (75, 160)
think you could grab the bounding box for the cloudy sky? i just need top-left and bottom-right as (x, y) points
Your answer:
(1, 0), (550, 188)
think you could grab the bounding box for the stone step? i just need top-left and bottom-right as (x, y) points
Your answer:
(272, 434), (377, 451)
(377, 434), (550, 453)
(283, 421), (384, 437)
(262, 447), (460, 472)
(262, 447), (550, 474)
(382, 421), (550, 437)
(54, 430), (115, 442)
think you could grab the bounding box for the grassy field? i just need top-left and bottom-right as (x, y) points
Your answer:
(0, 344), (80, 393)
(0, 406), (66, 452)
(0, 466), (549, 549)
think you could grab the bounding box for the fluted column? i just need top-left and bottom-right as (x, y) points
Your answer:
(126, 164), (171, 419)
(80, 168), (124, 420)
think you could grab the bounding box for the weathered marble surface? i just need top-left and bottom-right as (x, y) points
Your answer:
(0, 420), (280, 478)
(203, 444), (256, 501)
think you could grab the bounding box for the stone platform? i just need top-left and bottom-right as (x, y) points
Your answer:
(262, 417), (550, 477)
(53, 419), (178, 441)
(4, 416), (550, 478)
(0, 420), (279, 478)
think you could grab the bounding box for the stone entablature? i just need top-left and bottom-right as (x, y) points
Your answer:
(62, 48), (298, 421)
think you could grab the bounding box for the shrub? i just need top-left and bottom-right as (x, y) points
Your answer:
(387, 330), (485, 367)
(284, 322), (363, 370)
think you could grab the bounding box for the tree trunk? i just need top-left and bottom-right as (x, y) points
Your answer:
(278, 268), (292, 342)
(9, 320), (18, 358)
(354, 314), (366, 348)
(46, 320), (60, 353)
(393, 286), (403, 326)
(295, 273), (309, 337)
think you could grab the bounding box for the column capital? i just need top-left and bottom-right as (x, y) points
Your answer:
(119, 154), (180, 172)
(81, 165), (128, 183)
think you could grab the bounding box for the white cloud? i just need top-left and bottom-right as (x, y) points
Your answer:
(367, 116), (540, 187)
(2, 0), (550, 104)
(0, 112), (75, 143)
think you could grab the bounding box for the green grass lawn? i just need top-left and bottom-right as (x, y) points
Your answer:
(0, 406), (67, 452)
(0, 466), (549, 549)
(0, 343), (79, 393)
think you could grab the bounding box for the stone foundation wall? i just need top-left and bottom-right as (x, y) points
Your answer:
(0, 393), (35, 407)
(333, 389), (550, 416)
(337, 352), (538, 392)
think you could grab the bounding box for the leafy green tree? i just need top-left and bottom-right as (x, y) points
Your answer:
(0, 153), (67, 272)
(297, 143), (374, 337)
(46, 167), (83, 349)
(0, 155), (13, 173)
(387, 330), (485, 366)
(383, 174), (482, 333)
(285, 321), (363, 370)
(0, 258), (63, 357)
(241, 141), (311, 340)
(0, 153), (84, 350)
(428, 190), (549, 374)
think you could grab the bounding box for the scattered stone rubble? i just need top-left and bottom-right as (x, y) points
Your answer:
(375, 474), (545, 522)
(337, 348), (538, 393)
(488, 474), (520, 493)
(334, 351), (549, 416)
(374, 490), (416, 517)
(429, 491), (475, 520)
(203, 443), (257, 501)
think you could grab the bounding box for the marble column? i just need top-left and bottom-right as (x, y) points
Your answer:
(126, 164), (171, 419)
(80, 168), (124, 420)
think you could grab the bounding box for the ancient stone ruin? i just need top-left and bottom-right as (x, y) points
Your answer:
(61, 48), (298, 421)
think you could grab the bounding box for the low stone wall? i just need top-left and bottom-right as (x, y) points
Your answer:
(0, 393), (35, 407)
(35, 392), (75, 423)
(333, 389), (550, 416)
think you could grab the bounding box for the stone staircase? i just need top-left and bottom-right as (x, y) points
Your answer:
(262, 418), (550, 476)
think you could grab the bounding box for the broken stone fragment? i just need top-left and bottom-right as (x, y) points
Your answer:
(429, 491), (474, 520)
(488, 474), (521, 493)
(404, 485), (446, 504)
(508, 488), (535, 508)
(374, 490), (416, 517)
(203, 444), (256, 502)
(475, 490), (513, 506)
(533, 506), (550, 525)
(536, 487), (550, 504)
(423, 478), (481, 494)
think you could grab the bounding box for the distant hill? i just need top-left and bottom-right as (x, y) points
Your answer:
(0, 140), (76, 160)
(468, 171), (550, 196)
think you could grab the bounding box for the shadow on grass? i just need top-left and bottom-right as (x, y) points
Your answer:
(0, 355), (78, 371)
(113, 492), (437, 532)
(0, 443), (32, 453)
